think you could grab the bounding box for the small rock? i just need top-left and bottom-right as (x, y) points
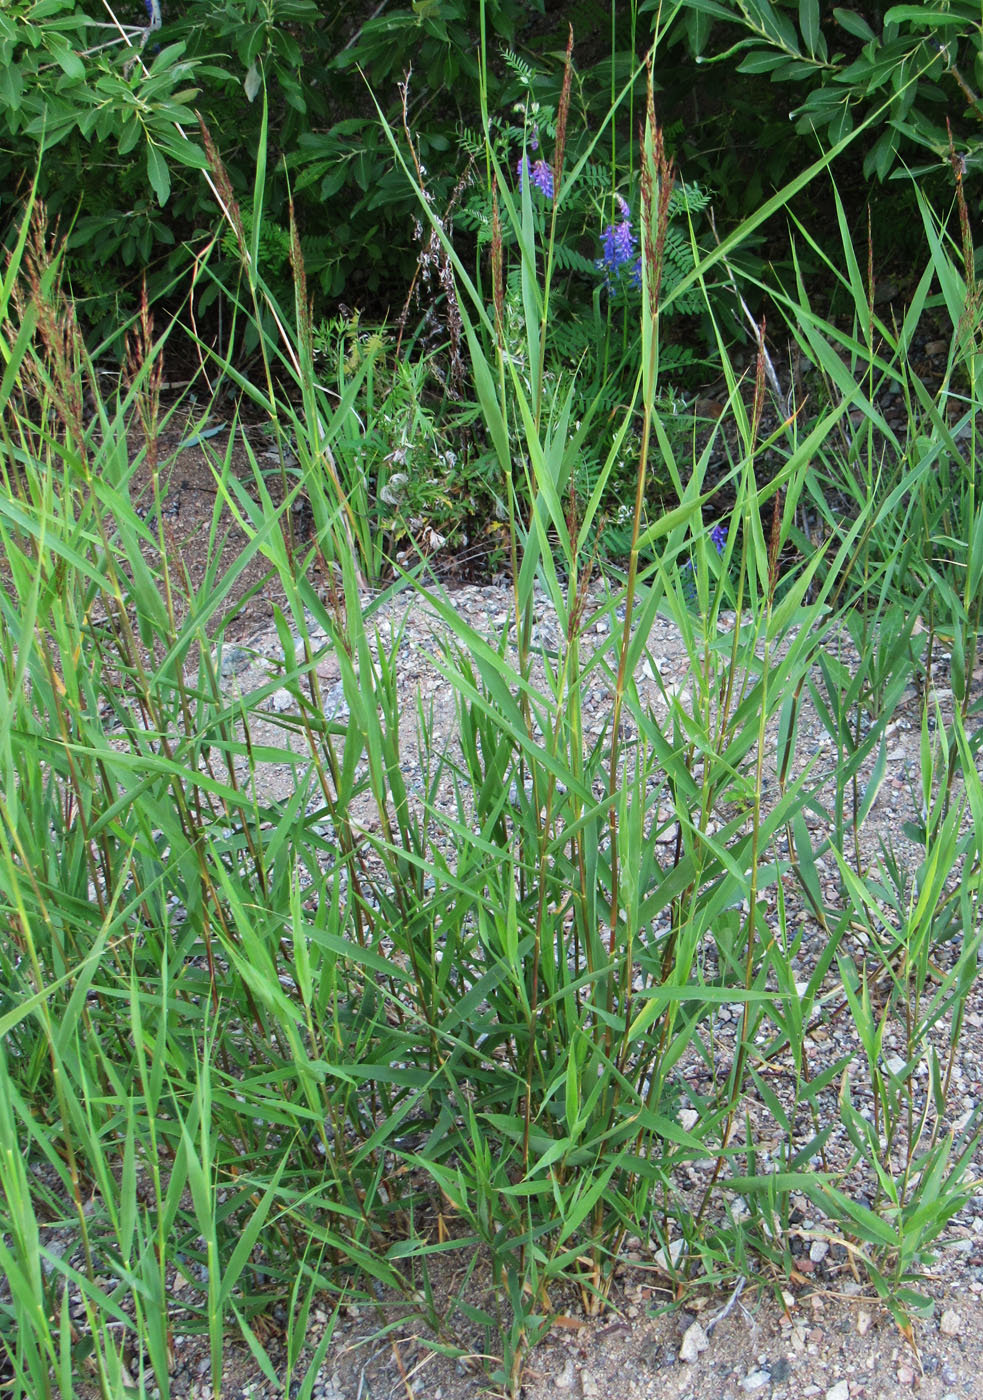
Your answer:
(637, 1338), (666, 1369)
(741, 1369), (770, 1391)
(653, 1238), (685, 1272)
(554, 1357), (577, 1390)
(216, 645), (252, 677)
(939, 1308), (961, 1337)
(809, 1239), (829, 1264)
(323, 681), (348, 719)
(825, 1383), (849, 1400)
(897, 1362), (916, 1384)
(580, 1371), (600, 1398)
(679, 1321), (709, 1363)
(856, 1309), (872, 1336)
(679, 1109), (699, 1132)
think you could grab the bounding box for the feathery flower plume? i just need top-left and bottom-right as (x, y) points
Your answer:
(491, 181), (504, 348)
(639, 52), (676, 320)
(553, 25), (574, 194)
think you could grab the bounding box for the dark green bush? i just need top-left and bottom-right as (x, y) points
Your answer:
(4, 1), (981, 344)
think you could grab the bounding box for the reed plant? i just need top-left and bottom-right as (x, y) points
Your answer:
(0, 39), (981, 1400)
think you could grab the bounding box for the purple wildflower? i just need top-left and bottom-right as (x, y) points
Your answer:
(597, 196), (641, 289)
(517, 156), (555, 200)
(600, 220), (634, 271)
(681, 524), (729, 605)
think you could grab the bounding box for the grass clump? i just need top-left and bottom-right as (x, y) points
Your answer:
(0, 46), (982, 1400)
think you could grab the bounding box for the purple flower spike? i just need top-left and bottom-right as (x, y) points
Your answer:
(600, 220), (635, 271)
(597, 200), (638, 288)
(711, 524), (728, 553)
(532, 160), (554, 198)
(517, 156), (555, 200)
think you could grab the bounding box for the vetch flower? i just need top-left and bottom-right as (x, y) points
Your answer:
(597, 196), (641, 289)
(600, 221), (634, 271)
(681, 524), (729, 606)
(517, 156), (555, 200)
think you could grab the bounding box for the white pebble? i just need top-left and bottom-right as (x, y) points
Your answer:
(940, 1308), (961, 1336)
(678, 1321), (709, 1362)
